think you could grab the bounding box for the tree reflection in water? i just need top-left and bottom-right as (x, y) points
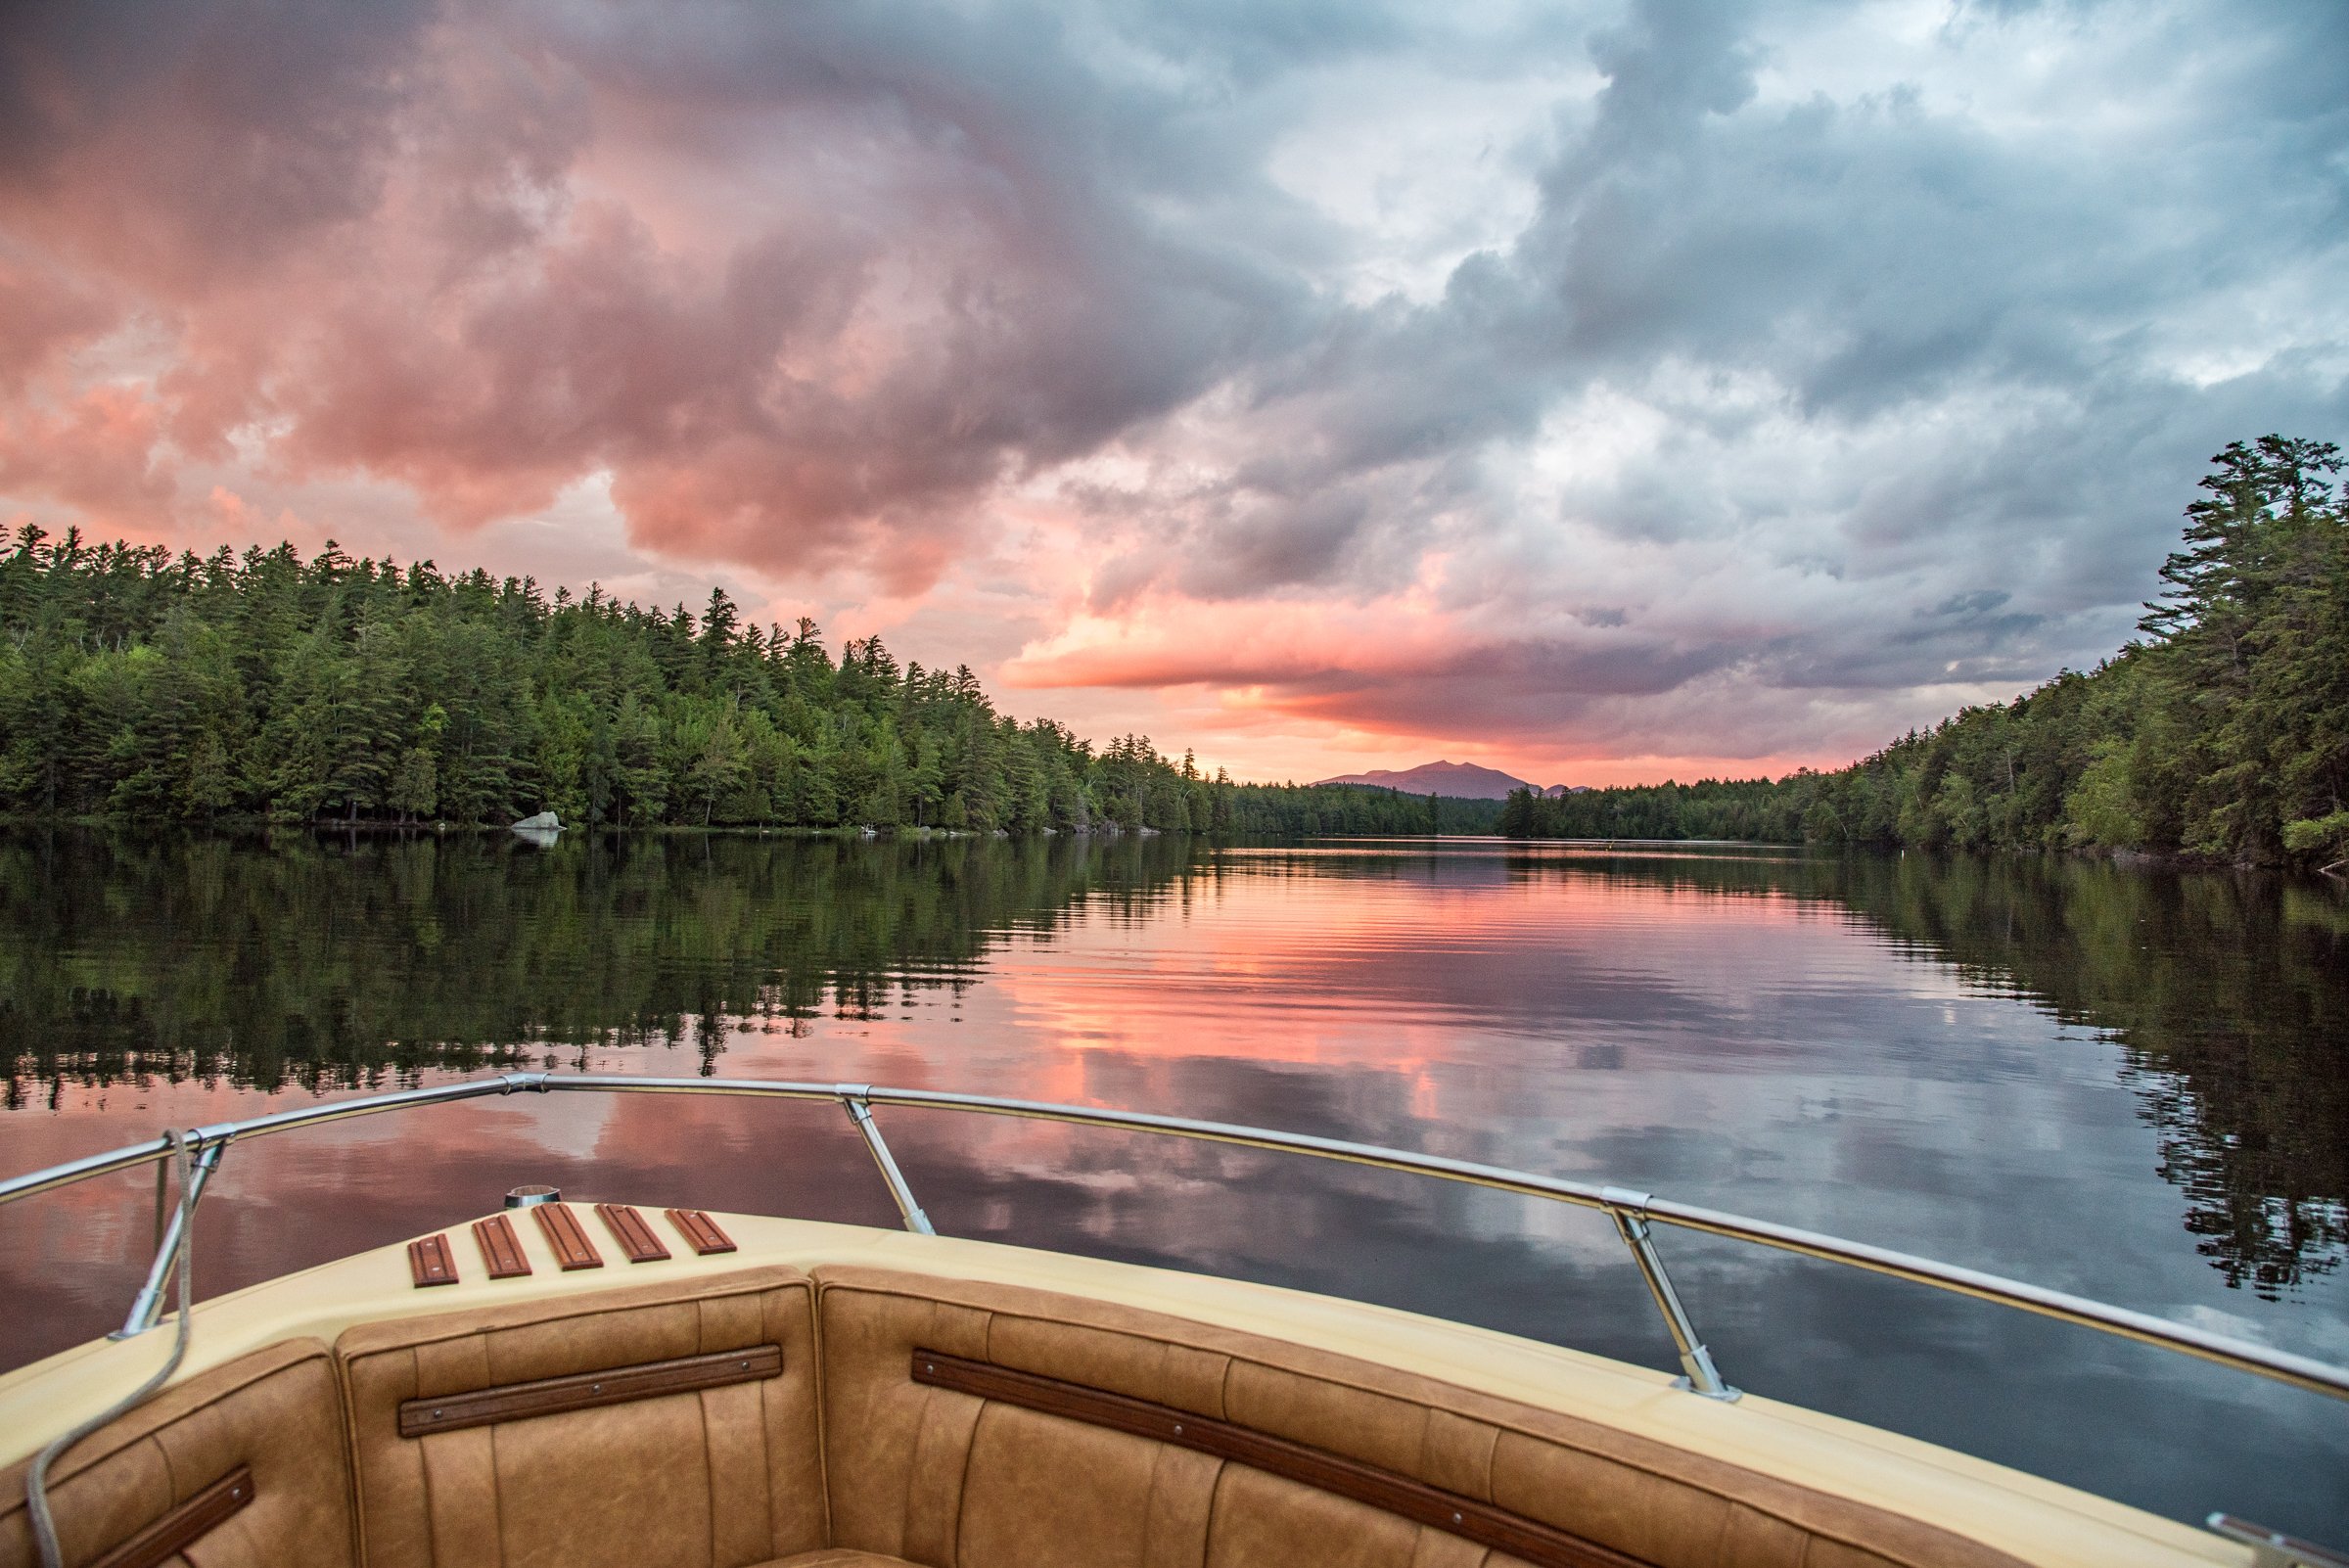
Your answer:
(0, 829), (1191, 1094)
(2, 830), (2343, 1297)
(1491, 847), (2348, 1299)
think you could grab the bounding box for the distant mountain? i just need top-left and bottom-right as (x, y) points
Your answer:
(1312, 761), (1542, 800)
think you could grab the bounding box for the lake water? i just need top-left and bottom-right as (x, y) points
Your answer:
(2, 829), (2345, 1541)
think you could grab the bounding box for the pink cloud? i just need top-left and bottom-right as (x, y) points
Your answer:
(1001, 595), (1836, 782)
(0, 383), (172, 527)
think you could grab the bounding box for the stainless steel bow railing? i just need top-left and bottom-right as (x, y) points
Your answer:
(5, 1070), (2347, 1406)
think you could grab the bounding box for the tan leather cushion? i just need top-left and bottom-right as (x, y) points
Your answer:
(811, 1266), (2027, 1568)
(337, 1265), (825, 1568)
(760, 1553), (922, 1567)
(0, 1338), (357, 1568)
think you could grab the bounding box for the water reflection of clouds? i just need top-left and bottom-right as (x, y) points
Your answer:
(1213, 842), (1819, 867)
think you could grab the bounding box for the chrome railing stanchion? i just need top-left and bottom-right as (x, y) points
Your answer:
(839, 1087), (937, 1235)
(1602, 1187), (1738, 1402)
(111, 1136), (224, 1340)
(150, 1154), (169, 1253)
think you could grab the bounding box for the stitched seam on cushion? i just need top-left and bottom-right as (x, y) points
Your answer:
(414, 1351), (438, 1568)
(901, 1382), (935, 1558)
(1409, 1406), (1431, 1499)
(1139, 1439), (1165, 1568)
(755, 1362), (777, 1559)
(947, 1311), (986, 1558)
(1201, 1457), (1230, 1565)
(1149, 1338), (1176, 1567)
(955, 1305), (996, 1566)
(760, 1287), (788, 1556)
(947, 1398), (987, 1568)
(806, 1279), (839, 1550)
(938, 1309), (992, 1568)
(739, 1290), (771, 1557)
(1706, 1499), (1733, 1568)
(700, 1385), (718, 1568)
(1795, 1515), (1954, 1568)
(695, 1296), (717, 1568)
(487, 1419), (506, 1568)
(330, 1344), (371, 1568)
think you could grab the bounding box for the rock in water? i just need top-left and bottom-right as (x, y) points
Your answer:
(511, 811), (561, 831)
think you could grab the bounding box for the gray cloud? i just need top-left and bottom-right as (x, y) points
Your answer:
(1098, 0), (2349, 755)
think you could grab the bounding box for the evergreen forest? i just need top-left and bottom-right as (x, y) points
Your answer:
(0, 525), (1480, 835)
(1499, 437), (2349, 868)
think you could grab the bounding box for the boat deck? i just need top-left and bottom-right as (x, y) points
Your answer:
(0, 1207), (2248, 1568)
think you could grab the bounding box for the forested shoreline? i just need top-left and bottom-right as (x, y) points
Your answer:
(4, 435), (2336, 855)
(0, 521), (1499, 835)
(1500, 437), (2349, 870)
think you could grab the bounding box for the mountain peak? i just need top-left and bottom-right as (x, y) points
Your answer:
(1311, 761), (1543, 800)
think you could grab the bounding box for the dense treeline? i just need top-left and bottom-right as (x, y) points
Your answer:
(1502, 437), (2349, 868)
(1219, 785), (1499, 836)
(0, 526), (1444, 832)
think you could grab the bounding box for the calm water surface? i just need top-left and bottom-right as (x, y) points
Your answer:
(2, 830), (2345, 1539)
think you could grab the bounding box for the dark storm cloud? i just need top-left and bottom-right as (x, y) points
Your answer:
(0, 0), (438, 276)
(0, 0), (1323, 581)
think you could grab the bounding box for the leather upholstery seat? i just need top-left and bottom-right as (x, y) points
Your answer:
(4, 1261), (2033, 1568)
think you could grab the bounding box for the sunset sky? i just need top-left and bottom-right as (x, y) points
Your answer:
(1, 1), (2342, 786)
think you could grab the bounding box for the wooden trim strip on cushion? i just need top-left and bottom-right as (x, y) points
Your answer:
(911, 1352), (1647, 1568)
(666, 1207), (736, 1255)
(397, 1344), (783, 1438)
(530, 1201), (604, 1269)
(472, 1214), (531, 1278)
(86, 1465), (253, 1568)
(595, 1202), (671, 1263)
(406, 1234), (458, 1288)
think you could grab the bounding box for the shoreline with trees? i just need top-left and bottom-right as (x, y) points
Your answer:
(1497, 438), (2348, 871)
(0, 523), (1496, 838)
(6, 436), (2337, 865)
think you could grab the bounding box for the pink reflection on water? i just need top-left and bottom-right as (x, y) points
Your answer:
(0, 844), (2128, 1369)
